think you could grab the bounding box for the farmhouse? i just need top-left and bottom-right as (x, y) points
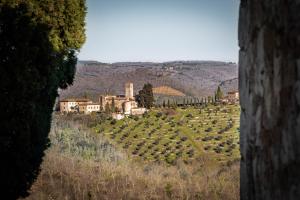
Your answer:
(221, 91), (239, 104)
(60, 98), (92, 113)
(78, 103), (101, 114)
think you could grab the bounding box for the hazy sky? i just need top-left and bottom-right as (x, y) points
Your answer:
(78, 0), (240, 63)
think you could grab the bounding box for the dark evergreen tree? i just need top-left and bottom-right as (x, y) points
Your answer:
(174, 100), (178, 108)
(136, 83), (154, 109)
(0, 1), (86, 198)
(111, 97), (115, 112)
(105, 102), (111, 114)
(215, 86), (224, 101)
(167, 99), (170, 108)
(163, 100), (166, 108)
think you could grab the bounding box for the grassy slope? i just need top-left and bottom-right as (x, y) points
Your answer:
(24, 109), (240, 200)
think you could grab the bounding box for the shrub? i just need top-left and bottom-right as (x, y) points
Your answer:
(186, 113), (193, 118)
(214, 136), (223, 141)
(155, 112), (163, 118)
(213, 146), (222, 153)
(205, 127), (213, 132)
(110, 119), (117, 125)
(180, 136), (188, 141)
(204, 146), (211, 151)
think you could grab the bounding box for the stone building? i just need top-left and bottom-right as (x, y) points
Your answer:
(60, 98), (92, 113)
(125, 82), (134, 100)
(78, 103), (101, 114)
(220, 91), (239, 104)
(227, 91), (239, 102)
(99, 82), (140, 114)
(60, 82), (147, 116)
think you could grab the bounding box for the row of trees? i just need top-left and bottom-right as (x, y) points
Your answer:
(158, 86), (224, 108)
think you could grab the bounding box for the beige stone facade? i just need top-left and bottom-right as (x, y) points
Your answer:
(99, 95), (129, 112)
(79, 103), (101, 114)
(131, 108), (147, 115)
(99, 82), (141, 115)
(60, 98), (92, 113)
(125, 82), (134, 100)
(221, 91), (239, 104)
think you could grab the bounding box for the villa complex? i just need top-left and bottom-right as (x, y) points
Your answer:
(60, 82), (147, 116)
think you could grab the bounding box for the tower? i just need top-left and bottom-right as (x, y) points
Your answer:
(125, 82), (134, 99)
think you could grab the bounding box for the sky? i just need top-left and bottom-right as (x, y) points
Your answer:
(78, 0), (240, 63)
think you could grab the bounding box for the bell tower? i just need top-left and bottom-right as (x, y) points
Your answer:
(125, 82), (134, 100)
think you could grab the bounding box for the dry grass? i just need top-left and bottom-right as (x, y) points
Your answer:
(24, 148), (239, 200)
(23, 114), (240, 200)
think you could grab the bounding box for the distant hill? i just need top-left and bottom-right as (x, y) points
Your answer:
(59, 61), (238, 101)
(153, 86), (185, 97)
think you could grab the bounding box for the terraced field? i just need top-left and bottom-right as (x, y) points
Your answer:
(94, 104), (240, 165)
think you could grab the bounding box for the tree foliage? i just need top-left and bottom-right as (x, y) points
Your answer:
(0, 1), (86, 198)
(136, 83), (154, 109)
(111, 97), (115, 112)
(215, 86), (224, 101)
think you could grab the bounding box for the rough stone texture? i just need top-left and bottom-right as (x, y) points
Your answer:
(239, 0), (300, 199)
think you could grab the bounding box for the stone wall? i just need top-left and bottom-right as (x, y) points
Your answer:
(239, 0), (300, 199)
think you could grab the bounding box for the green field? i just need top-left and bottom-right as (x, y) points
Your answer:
(94, 104), (240, 165)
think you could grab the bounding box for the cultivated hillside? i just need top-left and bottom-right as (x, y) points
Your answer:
(153, 86), (186, 96)
(59, 61), (238, 100)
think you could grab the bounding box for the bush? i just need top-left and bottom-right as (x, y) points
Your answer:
(204, 146), (211, 151)
(155, 112), (163, 118)
(180, 137), (188, 142)
(205, 127), (213, 132)
(110, 119), (117, 125)
(213, 146), (222, 153)
(186, 113), (193, 118)
(133, 116), (139, 121)
(177, 120), (184, 126)
(214, 136), (222, 141)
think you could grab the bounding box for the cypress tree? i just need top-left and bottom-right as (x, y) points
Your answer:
(136, 83), (154, 109)
(0, 1), (86, 198)
(105, 102), (111, 114)
(215, 86), (224, 101)
(111, 97), (115, 112)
